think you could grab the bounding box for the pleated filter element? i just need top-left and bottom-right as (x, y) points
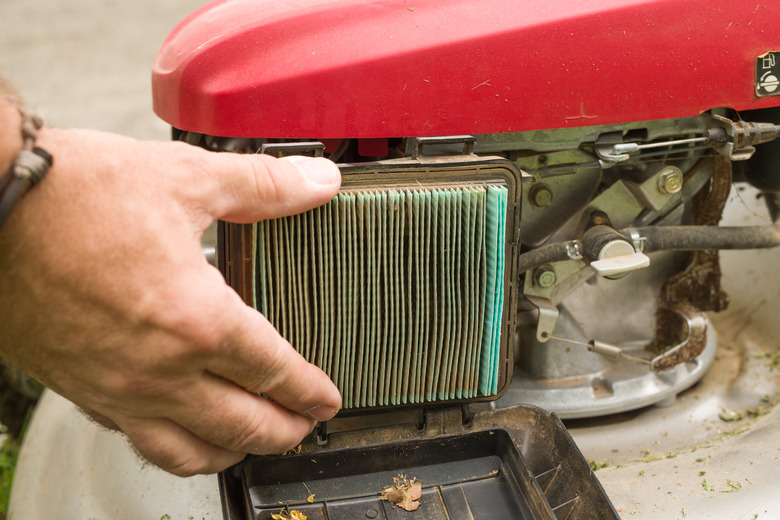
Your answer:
(254, 185), (507, 409)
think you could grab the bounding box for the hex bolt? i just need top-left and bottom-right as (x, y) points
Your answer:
(533, 265), (557, 288)
(657, 167), (683, 194)
(529, 184), (553, 207)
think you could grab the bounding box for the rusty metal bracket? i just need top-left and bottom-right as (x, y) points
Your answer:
(650, 303), (709, 371)
(524, 295), (560, 343)
(661, 156), (732, 313)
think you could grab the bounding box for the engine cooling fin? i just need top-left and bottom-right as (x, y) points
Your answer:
(219, 156), (522, 413)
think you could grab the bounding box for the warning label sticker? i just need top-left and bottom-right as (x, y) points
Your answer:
(756, 52), (780, 97)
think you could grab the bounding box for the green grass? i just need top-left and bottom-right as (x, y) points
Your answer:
(0, 425), (21, 520)
(0, 407), (34, 520)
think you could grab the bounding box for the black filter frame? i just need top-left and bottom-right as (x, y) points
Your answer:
(218, 405), (620, 520)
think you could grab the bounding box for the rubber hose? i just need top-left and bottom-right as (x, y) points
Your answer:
(516, 224), (780, 276)
(516, 241), (577, 275)
(628, 225), (780, 253)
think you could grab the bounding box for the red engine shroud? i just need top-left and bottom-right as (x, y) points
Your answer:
(152, 0), (780, 139)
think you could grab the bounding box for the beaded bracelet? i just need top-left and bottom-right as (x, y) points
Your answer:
(0, 111), (52, 230)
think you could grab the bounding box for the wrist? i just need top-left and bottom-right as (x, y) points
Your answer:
(0, 94), (24, 176)
(0, 91), (52, 231)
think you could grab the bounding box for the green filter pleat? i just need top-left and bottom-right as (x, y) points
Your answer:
(328, 199), (340, 400)
(437, 188), (449, 401)
(355, 193), (367, 407)
(385, 190), (397, 406)
(466, 189), (485, 397)
(433, 190), (447, 401)
(275, 219), (286, 336)
(255, 223), (263, 312)
(392, 192), (405, 405)
(488, 188), (507, 394)
(489, 187), (508, 394)
(338, 194), (349, 408)
(322, 204), (334, 382)
(274, 218), (288, 339)
(475, 194), (487, 394)
(288, 215), (299, 354)
(417, 189), (432, 403)
(327, 200), (339, 394)
(369, 193), (379, 407)
(294, 214), (307, 359)
(339, 194), (355, 408)
(409, 189), (422, 403)
(366, 193), (378, 407)
(479, 188), (499, 396)
(350, 193), (362, 408)
(263, 221), (275, 327)
(400, 190), (414, 404)
(252, 223), (260, 312)
(478, 186), (507, 396)
(301, 214), (312, 361)
(264, 221), (276, 324)
(377, 191), (390, 406)
(302, 214), (313, 363)
(437, 189), (454, 401)
(425, 190), (441, 402)
(385, 191), (399, 405)
(288, 216), (299, 347)
(457, 188), (474, 399)
(449, 188), (465, 400)
(451, 188), (465, 400)
(255, 223), (267, 316)
(287, 216), (299, 355)
(407, 190), (419, 402)
(307, 211), (321, 369)
(285, 217), (298, 344)
(323, 204), (336, 378)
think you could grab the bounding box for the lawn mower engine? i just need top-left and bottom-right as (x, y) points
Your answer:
(152, 0), (780, 419)
(149, 1), (780, 518)
(19, 0), (780, 520)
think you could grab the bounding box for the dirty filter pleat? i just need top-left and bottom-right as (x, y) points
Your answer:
(255, 185), (507, 408)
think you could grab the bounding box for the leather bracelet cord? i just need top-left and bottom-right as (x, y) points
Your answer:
(0, 111), (52, 230)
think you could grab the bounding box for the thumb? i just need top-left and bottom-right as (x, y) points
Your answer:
(196, 151), (341, 223)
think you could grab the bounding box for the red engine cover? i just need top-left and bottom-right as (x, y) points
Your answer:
(152, 0), (780, 138)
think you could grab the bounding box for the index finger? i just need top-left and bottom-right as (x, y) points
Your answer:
(207, 286), (342, 422)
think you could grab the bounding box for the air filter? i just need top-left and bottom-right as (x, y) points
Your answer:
(220, 154), (521, 412)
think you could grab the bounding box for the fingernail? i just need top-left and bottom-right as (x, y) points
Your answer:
(305, 405), (339, 422)
(285, 156), (341, 186)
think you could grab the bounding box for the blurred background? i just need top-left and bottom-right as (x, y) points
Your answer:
(0, 0), (209, 139)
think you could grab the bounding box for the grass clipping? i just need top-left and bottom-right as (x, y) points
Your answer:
(271, 510), (307, 520)
(380, 474), (422, 512)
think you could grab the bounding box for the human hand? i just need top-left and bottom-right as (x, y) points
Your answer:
(0, 126), (342, 476)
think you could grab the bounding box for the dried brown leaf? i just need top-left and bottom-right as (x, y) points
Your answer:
(407, 480), (422, 501)
(379, 474), (422, 512)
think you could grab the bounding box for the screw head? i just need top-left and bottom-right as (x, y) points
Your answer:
(534, 265), (557, 288)
(657, 168), (683, 194)
(529, 184), (553, 207)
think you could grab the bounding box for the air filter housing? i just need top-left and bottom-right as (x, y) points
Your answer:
(220, 152), (521, 413)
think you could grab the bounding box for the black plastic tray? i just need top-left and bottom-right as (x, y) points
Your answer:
(219, 406), (619, 520)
